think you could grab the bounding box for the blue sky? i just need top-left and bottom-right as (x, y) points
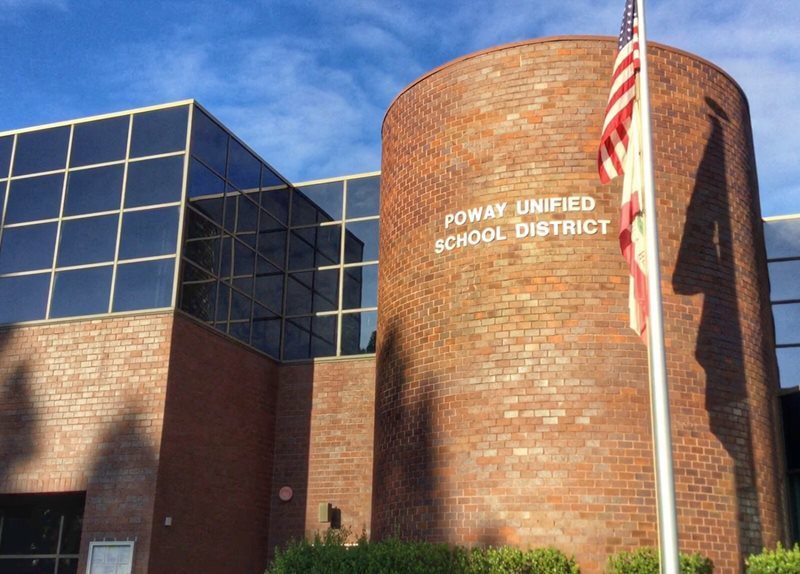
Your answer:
(1, 0), (798, 216)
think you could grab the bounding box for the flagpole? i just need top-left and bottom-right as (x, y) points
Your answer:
(634, 0), (681, 572)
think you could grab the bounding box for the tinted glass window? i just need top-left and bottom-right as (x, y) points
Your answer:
(13, 126), (70, 176)
(230, 289), (252, 321)
(285, 272), (312, 316)
(774, 303), (800, 345)
(237, 195), (259, 234)
(180, 278), (217, 322)
(188, 157), (225, 199)
(291, 190), (327, 226)
(257, 227), (286, 268)
(777, 348), (800, 388)
(343, 264), (378, 309)
(227, 139), (260, 191)
(130, 105), (188, 157)
(125, 156), (184, 207)
(252, 313), (280, 357)
(341, 311), (377, 355)
(113, 259), (175, 311)
(6, 174), (64, 223)
(346, 176), (380, 218)
(50, 266), (112, 318)
(288, 228), (316, 270)
(0, 223), (57, 273)
(284, 317), (311, 360)
(317, 225), (341, 265)
(0, 136), (13, 178)
(0, 274), (50, 323)
(255, 265), (283, 313)
(64, 165), (124, 215)
(297, 181), (342, 221)
(118, 207), (179, 259)
(190, 108), (228, 176)
(765, 219), (800, 260)
(313, 269), (339, 312)
(769, 260), (800, 302)
(70, 116), (129, 167)
(311, 315), (337, 357)
(233, 241), (255, 277)
(57, 215), (118, 267)
(230, 320), (251, 344)
(345, 220), (379, 263)
(260, 185), (289, 224)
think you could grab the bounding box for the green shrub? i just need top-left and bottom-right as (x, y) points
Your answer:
(266, 530), (579, 573)
(606, 547), (712, 574)
(746, 543), (800, 574)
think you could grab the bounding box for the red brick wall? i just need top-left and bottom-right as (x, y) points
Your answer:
(377, 37), (785, 572)
(269, 358), (376, 555)
(147, 313), (280, 574)
(0, 313), (173, 574)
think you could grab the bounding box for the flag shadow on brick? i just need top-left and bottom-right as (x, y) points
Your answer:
(673, 96), (764, 559)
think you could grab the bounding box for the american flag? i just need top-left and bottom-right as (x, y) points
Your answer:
(598, 0), (640, 183)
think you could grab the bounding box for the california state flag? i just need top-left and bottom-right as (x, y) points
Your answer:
(619, 98), (648, 340)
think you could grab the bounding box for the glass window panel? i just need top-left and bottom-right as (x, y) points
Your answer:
(113, 259), (175, 312)
(230, 321), (251, 344)
(252, 312), (280, 358)
(6, 174), (63, 223)
(219, 236), (233, 280)
(774, 303), (800, 345)
(0, 273), (50, 323)
(316, 225), (341, 265)
(0, 223), (57, 273)
(286, 272), (313, 316)
(13, 126), (70, 176)
(57, 214), (118, 267)
(191, 196), (224, 225)
(260, 185), (289, 224)
(341, 311), (377, 355)
(257, 227), (286, 268)
(261, 165), (285, 189)
(345, 220), (380, 263)
(291, 192), (321, 226)
(118, 207), (179, 260)
(184, 238), (221, 275)
(180, 279), (217, 322)
(130, 105), (188, 157)
(765, 218), (800, 260)
(311, 315), (337, 358)
(0, 135), (13, 178)
(284, 317), (311, 360)
(769, 260), (800, 302)
(190, 108), (228, 176)
(186, 208), (221, 239)
(237, 195), (259, 234)
(778, 347), (800, 389)
(346, 175), (380, 218)
(216, 283), (230, 322)
(70, 116), (128, 167)
(343, 264), (378, 309)
(313, 269), (339, 312)
(288, 228), (315, 270)
(0, 558), (57, 573)
(188, 157), (225, 199)
(227, 139), (260, 191)
(223, 192), (237, 233)
(0, 187), (4, 223)
(230, 290), (252, 321)
(59, 559), (79, 574)
(233, 276), (253, 296)
(255, 263), (283, 313)
(296, 181), (342, 221)
(181, 260), (213, 282)
(64, 165), (123, 216)
(59, 500), (84, 555)
(125, 156), (184, 208)
(50, 266), (112, 318)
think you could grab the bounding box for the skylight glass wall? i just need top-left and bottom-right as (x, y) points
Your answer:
(765, 215), (800, 388)
(0, 101), (380, 361)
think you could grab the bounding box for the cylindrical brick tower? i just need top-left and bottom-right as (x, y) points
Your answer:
(374, 37), (786, 572)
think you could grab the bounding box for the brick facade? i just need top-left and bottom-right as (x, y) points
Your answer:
(376, 37), (786, 572)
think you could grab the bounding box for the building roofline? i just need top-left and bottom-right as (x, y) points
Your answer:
(382, 35), (748, 134)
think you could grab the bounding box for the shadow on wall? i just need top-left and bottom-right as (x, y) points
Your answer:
(371, 319), (444, 542)
(673, 96), (763, 559)
(83, 408), (158, 573)
(0, 326), (37, 490)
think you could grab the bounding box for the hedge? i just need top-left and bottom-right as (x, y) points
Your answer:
(746, 543), (800, 574)
(266, 530), (579, 574)
(605, 547), (713, 574)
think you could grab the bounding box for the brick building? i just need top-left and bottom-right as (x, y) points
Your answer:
(0, 37), (797, 573)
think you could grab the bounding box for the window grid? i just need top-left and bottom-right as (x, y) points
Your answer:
(0, 102), (190, 325)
